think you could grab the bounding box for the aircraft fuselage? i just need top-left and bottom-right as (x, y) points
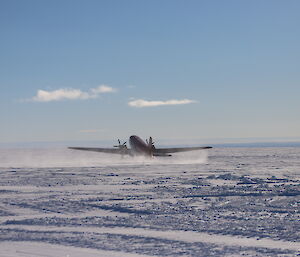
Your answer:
(129, 135), (152, 157)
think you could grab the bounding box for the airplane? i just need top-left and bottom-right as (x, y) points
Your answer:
(68, 135), (212, 157)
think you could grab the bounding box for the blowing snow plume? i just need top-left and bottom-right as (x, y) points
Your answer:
(0, 148), (208, 168)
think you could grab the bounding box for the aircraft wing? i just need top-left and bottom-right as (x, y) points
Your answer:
(68, 147), (131, 155)
(153, 146), (212, 154)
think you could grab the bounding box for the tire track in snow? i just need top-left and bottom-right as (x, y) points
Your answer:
(1, 225), (299, 252)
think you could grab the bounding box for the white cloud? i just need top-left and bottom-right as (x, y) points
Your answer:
(32, 89), (90, 102)
(128, 99), (197, 108)
(91, 85), (117, 94)
(31, 85), (117, 102)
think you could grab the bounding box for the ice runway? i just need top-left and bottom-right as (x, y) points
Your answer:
(0, 147), (299, 256)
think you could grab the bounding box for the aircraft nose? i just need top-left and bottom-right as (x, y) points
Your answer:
(129, 135), (136, 145)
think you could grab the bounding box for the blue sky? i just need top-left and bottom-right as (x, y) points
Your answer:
(0, 0), (299, 144)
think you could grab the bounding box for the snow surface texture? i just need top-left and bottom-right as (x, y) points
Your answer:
(0, 147), (299, 256)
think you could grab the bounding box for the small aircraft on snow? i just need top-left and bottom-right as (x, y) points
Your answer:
(69, 135), (212, 157)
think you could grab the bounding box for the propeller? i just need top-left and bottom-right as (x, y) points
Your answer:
(147, 137), (155, 149)
(114, 139), (127, 149)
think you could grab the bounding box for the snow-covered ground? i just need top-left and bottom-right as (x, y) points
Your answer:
(0, 147), (299, 256)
